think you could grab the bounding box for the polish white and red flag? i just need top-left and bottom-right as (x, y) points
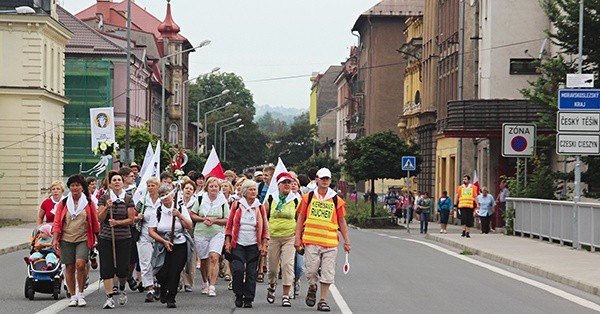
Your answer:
(202, 146), (225, 179)
(473, 170), (480, 193)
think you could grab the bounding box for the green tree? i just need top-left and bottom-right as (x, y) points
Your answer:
(293, 152), (342, 186)
(267, 112), (315, 166)
(256, 112), (288, 139)
(188, 72), (268, 170)
(115, 122), (175, 172)
(344, 131), (420, 216)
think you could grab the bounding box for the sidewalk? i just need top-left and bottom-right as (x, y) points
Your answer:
(421, 221), (600, 297)
(0, 222), (36, 255)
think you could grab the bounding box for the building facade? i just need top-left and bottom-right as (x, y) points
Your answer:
(0, 1), (72, 220)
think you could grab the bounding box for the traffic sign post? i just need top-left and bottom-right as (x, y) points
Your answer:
(501, 123), (536, 157)
(401, 156), (416, 233)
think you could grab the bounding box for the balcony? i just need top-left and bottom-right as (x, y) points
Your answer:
(441, 99), (552, 138)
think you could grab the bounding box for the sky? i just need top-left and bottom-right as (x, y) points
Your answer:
(60, 0), (379, 110)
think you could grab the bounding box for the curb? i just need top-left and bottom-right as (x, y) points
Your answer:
(0, 242), (29, 256)
(426, 234), (600, 297)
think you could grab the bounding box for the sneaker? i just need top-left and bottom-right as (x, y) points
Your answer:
(294, 282), (300, 296)
(145, 291), (155, 303)
(103, 297), (115, 309)
(243, 300), (253, 308)
(440, 229), (444, 233)
(228, 282), (233, 290)
(235, 296), (243, 308)
(153, 286), (161, 300)
(208, 285), (216, 297)
(127, 277), (138, 291)
(118, 290), (127, 305)
(68, 296), (78, 307)
(90, 257), (98, 269)
(461, 230), (466, 237)
(201, 283), (209, 295)
(77, 297), (87, 307)
(466, 232), (471, 238)
(167, 301), (176, 308)
(184, 285), (192, 292)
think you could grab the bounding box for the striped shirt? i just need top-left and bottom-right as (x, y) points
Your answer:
(98, 193), (133, 240)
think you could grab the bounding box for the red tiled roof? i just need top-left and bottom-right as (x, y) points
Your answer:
(57, 5), (126, 56)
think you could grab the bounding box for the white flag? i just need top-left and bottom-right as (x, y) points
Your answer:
(133, 141), (161, 204)
(89, 107), (115, 148)
(138, 142), (154, 181)
(263, 157), (288, 205)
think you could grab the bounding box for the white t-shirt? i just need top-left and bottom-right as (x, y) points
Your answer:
(237, 206), (257, 246)
(151, 203), (191, 245)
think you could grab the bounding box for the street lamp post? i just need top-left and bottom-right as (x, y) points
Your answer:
(161, 40), (211, 139)
(220, 118), (242, 157)
(196, 91), (230, 154)
(223, 124), (244, 161)
(182, 67), (220, 148)
(203, 99), (232, 154)
(214, 112), (239, 150)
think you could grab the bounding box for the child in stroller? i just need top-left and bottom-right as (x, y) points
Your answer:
(26, 224), (58, 270)
(24, 224), (64, 300)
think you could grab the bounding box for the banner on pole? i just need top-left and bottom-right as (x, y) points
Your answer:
(90, 107), (115, 148)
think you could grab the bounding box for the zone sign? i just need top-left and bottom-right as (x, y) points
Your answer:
(502, 123), (536, 157)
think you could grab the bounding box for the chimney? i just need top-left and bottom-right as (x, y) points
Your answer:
(96, 0), (112, 24)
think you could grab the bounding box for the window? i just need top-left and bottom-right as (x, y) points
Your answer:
(169, 123), (179, 144)
(509, 58), (538, 75)
(174, 82), (180, 104)
(172, 45), (181, 65)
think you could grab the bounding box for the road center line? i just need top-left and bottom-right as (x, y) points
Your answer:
(36, 279), (101, 314)
(404, 238), (600, 312)
(330, 283), (353, 314)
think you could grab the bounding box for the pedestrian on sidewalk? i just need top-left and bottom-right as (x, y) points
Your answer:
(476, 187), (496, 234)
(494, 180), (509, 231)
(294, 167), (351, 312)
(437, 191), (453, 233)
(417, 192), (432, 234)
(454, 175), (479, 238)
(179, 180), (199, 293)
(225, 180), (270, 308)
(52, 174), (100, 307)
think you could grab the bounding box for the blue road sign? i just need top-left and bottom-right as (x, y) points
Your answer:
(558, 89), (600, 110)
(401, 156), (416, 171)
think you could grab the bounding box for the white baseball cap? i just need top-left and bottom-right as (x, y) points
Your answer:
(316, 168), (331, 178)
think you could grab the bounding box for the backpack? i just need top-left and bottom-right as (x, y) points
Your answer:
(266, 194), (299, 221)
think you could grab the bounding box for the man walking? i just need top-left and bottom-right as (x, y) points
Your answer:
(295, 168), (351, 312)
(454, 175), (479, 238)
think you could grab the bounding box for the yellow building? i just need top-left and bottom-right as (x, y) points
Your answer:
(397, 16), (424, 193)
(0, 3), (72, 220)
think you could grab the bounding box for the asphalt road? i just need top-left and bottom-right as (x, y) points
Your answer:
(2, 228), (599, 313)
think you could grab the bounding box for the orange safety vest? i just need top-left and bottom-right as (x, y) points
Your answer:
(457, 184), (478, 208)
(302, 197), (340, 248)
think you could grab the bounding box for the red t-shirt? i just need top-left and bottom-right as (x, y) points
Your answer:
(40, 197), (58, 223)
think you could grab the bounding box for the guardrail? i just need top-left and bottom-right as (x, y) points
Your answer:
(508, 197), (600, 251)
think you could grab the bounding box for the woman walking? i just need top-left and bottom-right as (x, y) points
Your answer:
(180, 180), (199, 292)
(264, 172), (300, 307)
(97, 170), (136, 309)
(149, 184), (193, 308)
(135, 177), (161, 302)
(190, 177), (229, 297)
(437, 191), (453, 233)
(52, 174), (100, 307)
(38, 181), (65, 225)
(476, 187), (496, 234)
(225, 180), (269, 308)
(417, 192), (432, 234)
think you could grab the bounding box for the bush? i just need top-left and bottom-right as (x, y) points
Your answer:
(345, 200), (397, 228)
(504, 206), (515, 235)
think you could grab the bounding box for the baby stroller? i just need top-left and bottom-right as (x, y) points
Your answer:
(23, 225), (64, 300)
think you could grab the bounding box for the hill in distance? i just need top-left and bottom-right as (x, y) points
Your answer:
(254, 104), (307, 124)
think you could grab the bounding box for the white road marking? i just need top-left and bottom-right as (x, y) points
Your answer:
(387, 235), (400, 239)
(331, 283), (353, 314)
(404, 238), (600, 312)
(376, 233), (388, 237)
(36, 279), (101, 314)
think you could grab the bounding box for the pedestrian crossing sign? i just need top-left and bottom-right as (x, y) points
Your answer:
(401, 156), (416, 171)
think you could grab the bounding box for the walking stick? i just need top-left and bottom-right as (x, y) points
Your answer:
(105, 167), (117, 269)
(170, 184), (180, 243)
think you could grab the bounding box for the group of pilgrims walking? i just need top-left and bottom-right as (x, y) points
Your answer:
(36, 162), (351, 311)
